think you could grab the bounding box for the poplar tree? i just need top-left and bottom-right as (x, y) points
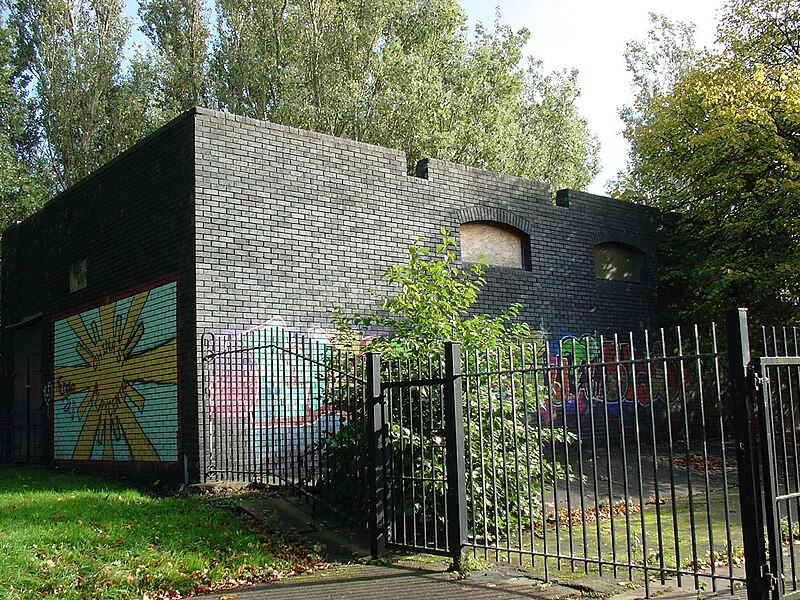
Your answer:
(4, 0), (156, 189)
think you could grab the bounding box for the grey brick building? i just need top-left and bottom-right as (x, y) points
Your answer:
(1, 107), (664, 479)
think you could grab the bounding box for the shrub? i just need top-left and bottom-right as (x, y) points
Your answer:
(317, 231), (571, 539)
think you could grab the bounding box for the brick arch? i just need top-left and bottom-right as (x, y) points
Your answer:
(455, 206), (532, 235)
(589, 229), (648, 253)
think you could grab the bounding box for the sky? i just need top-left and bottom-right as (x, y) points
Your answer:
(459, 0), (725, 194)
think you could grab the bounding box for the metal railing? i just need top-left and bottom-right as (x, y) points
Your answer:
(459, 326), (742, 595)
(756, 325), (800, 598)
(200, 319), (781, 596)
(201, 328), (367, 514)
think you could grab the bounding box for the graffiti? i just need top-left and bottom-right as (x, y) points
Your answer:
(53, 281), (178, 462)
(208, 317), (346, 471)
(41, 381), (53, 409)
(536, 332), (686, 430)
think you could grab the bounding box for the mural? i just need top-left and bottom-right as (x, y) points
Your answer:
(53, 281), (178, 462)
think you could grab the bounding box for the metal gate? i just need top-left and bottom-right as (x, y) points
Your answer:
(201, 327), (368, 514)
(754, 328), (800, 600)
(366, 343), (465, 560)
(367, 330), (750, 595)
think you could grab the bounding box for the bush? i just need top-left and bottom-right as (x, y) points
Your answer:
(317, 231), (572, 539)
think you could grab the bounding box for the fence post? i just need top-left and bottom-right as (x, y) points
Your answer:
(366, 352), (387, 558)
(200, 333), (214, 482)
(444, 341), (467, 569)
(726, 308), (768, 600)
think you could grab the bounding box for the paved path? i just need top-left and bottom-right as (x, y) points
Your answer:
(192, 558), (746, 600)
(189, 492), (747, 600)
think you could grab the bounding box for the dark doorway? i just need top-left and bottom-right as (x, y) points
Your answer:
(10, 320), (43, 462)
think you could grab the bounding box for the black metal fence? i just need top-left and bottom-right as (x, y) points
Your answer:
(460, 327), (742, 595)
(200, 314), (800, 598)
(201, 328), (367, 512)
(756, 325), (800, 598)
(359, 328), (744, 596)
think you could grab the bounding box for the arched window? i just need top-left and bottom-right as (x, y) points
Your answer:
(594, 242), (643, 282)
(460, 221), (529, 269)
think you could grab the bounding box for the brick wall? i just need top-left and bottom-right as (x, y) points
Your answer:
(2, 107), (665, 479)
(1, 113), (197, 479)
(193, 108), (663, 338)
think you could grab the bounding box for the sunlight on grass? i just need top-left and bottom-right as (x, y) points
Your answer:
(0, 466), (318, 599)
(472, 487), (746, 589)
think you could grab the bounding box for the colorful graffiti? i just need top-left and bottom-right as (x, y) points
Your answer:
(536, 332), (685, 428)
(210, 317), (334, 420)
(207, 317), (347, 472)
(53, 281), (178, 462)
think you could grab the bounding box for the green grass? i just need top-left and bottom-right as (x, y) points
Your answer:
(0, 466), (318, 599)
(471, 488), (746, 586)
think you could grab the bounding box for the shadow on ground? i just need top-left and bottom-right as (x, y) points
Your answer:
(189, 489), (747, 600)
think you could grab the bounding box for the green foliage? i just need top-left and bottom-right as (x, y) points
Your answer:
(0, 14), (48, 229)
(612, 3), (800, 325)
(323, 233), (570, 538)
(0, 0), (600, 231)
(209, 1), (599, 188)
(139, 0), (211, 112)
(4, 0), (161, 190)
(508, 60), (600, 191)
(0, 466), (317, 599)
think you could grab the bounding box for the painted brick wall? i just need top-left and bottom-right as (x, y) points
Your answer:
(1, 113), (197, 479)
(193, 108), (663, 339)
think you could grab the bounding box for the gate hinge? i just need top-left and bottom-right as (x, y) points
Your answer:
(761, 564), (777, 590)
(746, 363), (763, 394)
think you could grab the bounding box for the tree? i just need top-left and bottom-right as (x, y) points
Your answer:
(507, 60), (600, 192)
(139, 0), (212, 112)
(324, 232), (571, 537)
(0, 14), (48, 231)
(1, 0), (600, 210)
(609, 12), (702, 200)
(210, 0), (599, 188)
(4, 0), (158, 189)
(612, 4), (800, 325)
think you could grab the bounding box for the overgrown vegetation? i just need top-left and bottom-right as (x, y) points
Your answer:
(0, 466), (321, 599)
(320, 232), (571, 538)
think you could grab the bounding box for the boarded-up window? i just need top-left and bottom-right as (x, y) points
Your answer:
(69, 259), (87, 292)
(460, 221), (528, 269)
(594, 243), (643, 282)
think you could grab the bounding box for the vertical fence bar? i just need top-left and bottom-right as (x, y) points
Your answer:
(758, 358), (784, 600)
(200, 333), (212, 481)
(628, 332), (649, 597)
(725, 308), (768, 600)
(366, 352), (386, 558)
(693, 325), (716, 590)
(644, 329), (666, 584)
(444, 341), (467, 568)
(712, 323), (736, 591)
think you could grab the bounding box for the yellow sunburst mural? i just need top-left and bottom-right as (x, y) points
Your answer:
(53, 282), (177, 462)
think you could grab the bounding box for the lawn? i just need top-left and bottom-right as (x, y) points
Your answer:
(0, 466), (321, 599)
(470, 486), (746, 591)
